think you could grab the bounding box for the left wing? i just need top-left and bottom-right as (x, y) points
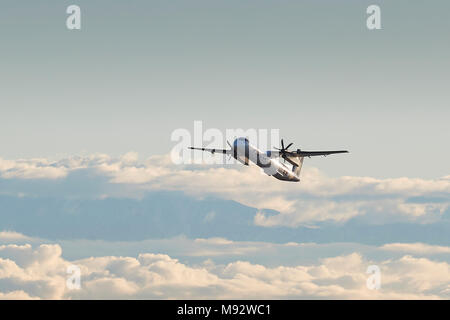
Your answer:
(189, 147), (231, 154)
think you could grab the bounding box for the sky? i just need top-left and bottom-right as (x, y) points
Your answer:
(0, 1), (449, 299)
(0, 0), (449, 178)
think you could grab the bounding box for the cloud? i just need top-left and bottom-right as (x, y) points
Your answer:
(0, 244), (68, 299)
(5, 231), (448, 267)
(0, 153), (449, 225)
(0, 290), (38, 299)
(254, 201), (362, 226)
(381, 243), (450, 255)
(0, 241), (449, 299)
(0, 231), (32, 241)
(0, 158), (68, 180)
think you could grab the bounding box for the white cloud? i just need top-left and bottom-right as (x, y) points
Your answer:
(0, 158), (68, 180)
(0, 241), (449, 299)
(0, 244), (68, 299)
(254, 201), (362, 226)
(0, 231), (31, 241)
(381, 243), (450, 255)
(0, 153), (449, 225)
(0, 290), (38, 299)
(194, 238), (234, 245)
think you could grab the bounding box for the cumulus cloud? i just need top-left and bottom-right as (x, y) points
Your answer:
(0, 153), (449, 225)
(0, 241), (449, 299)
(0, 244), (68, 299)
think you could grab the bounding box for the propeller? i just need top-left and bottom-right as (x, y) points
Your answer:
(274, 139), (294, 162)
(274, 139), (293, 153)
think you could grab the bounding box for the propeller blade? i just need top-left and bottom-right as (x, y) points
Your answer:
(281, 139), (284, 149)
(286, 142), (293, 150)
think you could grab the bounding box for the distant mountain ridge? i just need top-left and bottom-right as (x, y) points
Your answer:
(1, 192), (448, 245)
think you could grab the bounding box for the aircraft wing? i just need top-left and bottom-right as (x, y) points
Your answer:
(286, 150), (349, 157)
(189, 147), (231, 154)
(267, 150), (348, 158)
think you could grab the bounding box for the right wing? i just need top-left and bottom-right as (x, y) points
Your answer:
(290, 150), (349, 157)
(189, 147), (232, 155)
(266, 150), (348, 158)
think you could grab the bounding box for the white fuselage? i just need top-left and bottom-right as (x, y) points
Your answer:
(232, 138), (300, 182)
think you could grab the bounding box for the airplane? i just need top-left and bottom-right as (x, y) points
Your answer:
(189, 137), (348, 182)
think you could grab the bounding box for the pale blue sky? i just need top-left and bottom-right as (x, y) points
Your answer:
(0, 0), (449, 179)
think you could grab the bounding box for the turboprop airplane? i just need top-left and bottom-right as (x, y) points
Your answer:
(189, 138), (348, 182)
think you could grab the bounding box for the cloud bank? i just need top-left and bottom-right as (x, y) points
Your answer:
(0, 240), (449, 299)
(1, 153), (448, 226)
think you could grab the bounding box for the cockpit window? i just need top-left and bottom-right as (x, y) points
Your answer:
(233, 138), (249, 147)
